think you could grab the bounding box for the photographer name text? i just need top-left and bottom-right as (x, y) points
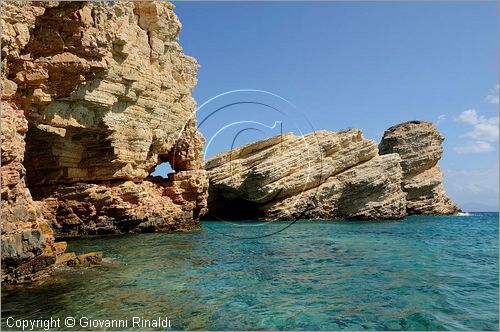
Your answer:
(6, 316), (172, 330)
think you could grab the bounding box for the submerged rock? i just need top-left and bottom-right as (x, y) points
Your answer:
(379, 121), (460, 215)
(56, 251), (103, 268)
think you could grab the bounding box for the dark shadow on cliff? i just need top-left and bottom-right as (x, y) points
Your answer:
(203, 178), (265, 221)
(203, 194), (264, 221)
(203, 169), (287, 221)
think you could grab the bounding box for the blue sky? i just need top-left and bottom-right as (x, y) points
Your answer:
(162, 1), (499, 211)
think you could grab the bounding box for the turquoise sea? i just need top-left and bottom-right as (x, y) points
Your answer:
(2, 213), (498, 330)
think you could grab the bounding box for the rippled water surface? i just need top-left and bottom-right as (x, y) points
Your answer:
(2, 214), (499, 330)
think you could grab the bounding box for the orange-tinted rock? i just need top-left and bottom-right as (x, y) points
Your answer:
(1, 102), (57, 284)
(1, 1), (207, 283)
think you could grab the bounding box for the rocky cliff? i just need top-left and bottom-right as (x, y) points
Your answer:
(1, 102), (57, 283)
(379, 121), (460, 215)
(204, 123), (459, 221)
(1, 1), (207, 283)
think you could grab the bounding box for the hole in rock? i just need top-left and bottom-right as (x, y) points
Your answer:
(150, 162), (175, 179)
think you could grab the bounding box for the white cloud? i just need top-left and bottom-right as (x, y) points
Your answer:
(444, 167), (499, 211)
(485, 84), (499, 104)
(454, 140), (494, 154)
(445, 168), (499, 194)
(455, 109), (479, 125)
(454, 109), (499, 142)
(437, 114), (446, 124)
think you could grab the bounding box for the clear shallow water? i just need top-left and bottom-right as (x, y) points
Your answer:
(2, 214), (498, 331)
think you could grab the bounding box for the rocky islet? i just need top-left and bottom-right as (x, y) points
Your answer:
(205, 122), (460, 221)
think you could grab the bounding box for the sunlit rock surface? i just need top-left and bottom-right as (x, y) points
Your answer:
(205, 130), (407, 220)
(1, 1), (207, 283)
(379, 121), (460, 215)
(205, 122), (459, 220)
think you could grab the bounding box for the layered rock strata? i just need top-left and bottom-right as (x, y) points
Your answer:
(379, 121), (460, 215)
(1, 104), (102, 283)
(204, 123), (459, 221)
(1, 1), (207, 282)
(205, 130), (407, 220)
(1, 103), (56, 283)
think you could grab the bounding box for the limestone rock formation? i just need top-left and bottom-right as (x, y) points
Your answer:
(204, 130), (408, 220)
(379, 121), (460, 215)
(1, 1), (207, 282)
(2, 1), (207, 232)
(204, 122), (459, 220)
(36, 171), (208, 237)
(1, 103), (56, 283)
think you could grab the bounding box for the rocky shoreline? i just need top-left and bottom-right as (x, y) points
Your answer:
(1, 1), (207, 284)
(1, 1), (459, 285)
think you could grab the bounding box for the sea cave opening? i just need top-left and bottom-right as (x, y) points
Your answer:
(203, 194), (264, 221)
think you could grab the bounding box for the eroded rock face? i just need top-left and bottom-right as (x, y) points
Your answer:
(1, 1), (207, 282)
(205, 122), (459, 220)
(1, 102), (57, 283)
(36, 172), (208, 237)
(4, 1), (200, 184)
(204, 130), (408, 220)
(2, 1), (207, 233)
(379, 121), (460, 215)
